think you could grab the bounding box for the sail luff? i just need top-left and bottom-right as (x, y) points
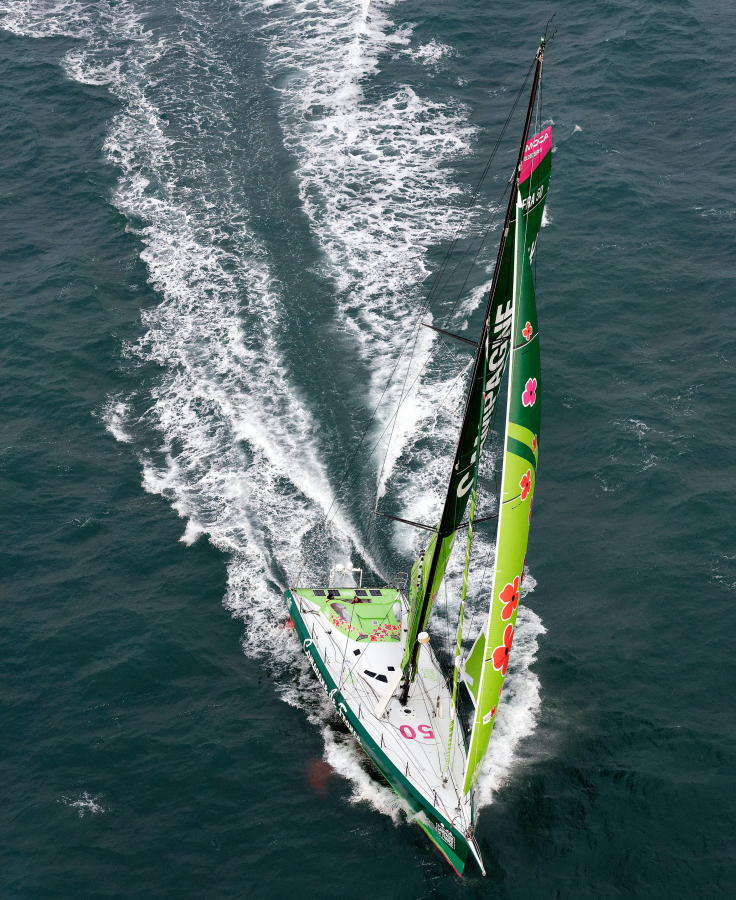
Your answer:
(443, 490), (473, 775)
(399, 44), (546, 702)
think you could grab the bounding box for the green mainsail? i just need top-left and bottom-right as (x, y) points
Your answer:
(400, 123), (552, 697)
(461, 126), (551, 793)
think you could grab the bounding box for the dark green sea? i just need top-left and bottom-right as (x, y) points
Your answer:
(2, 1), (734, 896)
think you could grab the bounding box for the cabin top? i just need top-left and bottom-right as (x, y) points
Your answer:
(294, 588), (402, 644)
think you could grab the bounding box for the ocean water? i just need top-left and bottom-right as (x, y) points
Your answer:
(1, 0), (734, 896)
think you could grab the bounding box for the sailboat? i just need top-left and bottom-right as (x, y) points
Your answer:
(284, 38), (552, 875)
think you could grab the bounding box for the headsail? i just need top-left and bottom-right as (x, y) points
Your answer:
(462, 125), (551, 793)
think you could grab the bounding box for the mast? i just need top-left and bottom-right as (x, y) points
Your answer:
(399, 39), (546, 706)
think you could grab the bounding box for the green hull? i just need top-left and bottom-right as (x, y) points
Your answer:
(285, 589), (477, 875)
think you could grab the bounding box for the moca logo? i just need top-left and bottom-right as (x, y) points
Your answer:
(524, 130), (550, 154)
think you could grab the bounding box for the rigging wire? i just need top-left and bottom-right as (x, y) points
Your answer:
(331, 327), (472, 541)
(441, 577), (452, 671)
(365, 71), (537, 547)
(365, 343), (474, 554)
(423, 59), (537, 316)
(335, 338), (459, 532)
(441, 179), (512, 328)
(373, 309), (427, 529)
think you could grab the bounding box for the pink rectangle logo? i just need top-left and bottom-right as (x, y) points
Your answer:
(520, 127), (552, 183)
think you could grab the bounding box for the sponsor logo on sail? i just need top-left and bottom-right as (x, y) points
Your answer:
(456, 300), (513, 498)
(520, 127), (552, 182)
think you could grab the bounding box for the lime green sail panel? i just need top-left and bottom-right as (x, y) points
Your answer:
(461, 630), (484, 706)
(462, 128), (550, 793)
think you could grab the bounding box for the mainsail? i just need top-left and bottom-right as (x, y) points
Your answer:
(461, 124), (551, 793)
(400, 50), (550, 701)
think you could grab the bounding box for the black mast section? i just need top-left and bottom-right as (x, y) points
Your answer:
(399, 39), (546, 706)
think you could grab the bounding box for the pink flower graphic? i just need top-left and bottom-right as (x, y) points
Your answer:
(520, 469), (532, 501)
(522, 377), (537, 407)
(499, 577), (520, 620)
(492, 624), (514, 676)
(522, 321), (533, 341)
(528, 496), (533, 524)
(532, 434), (537, 453)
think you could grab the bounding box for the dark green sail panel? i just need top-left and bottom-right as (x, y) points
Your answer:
(401, 236), (515, 671)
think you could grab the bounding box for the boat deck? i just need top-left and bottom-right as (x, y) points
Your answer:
(289, 587), (476, 852)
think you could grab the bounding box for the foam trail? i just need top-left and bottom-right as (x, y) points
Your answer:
(263, 0), (485, 498)
(1, 0), (376, 628)
(60, 792), (106, 817)
(471, 605), (545, 809)
(322, 725), (411, 823)
(0, 0), (92, 38)
(101, 398), (133, 443)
